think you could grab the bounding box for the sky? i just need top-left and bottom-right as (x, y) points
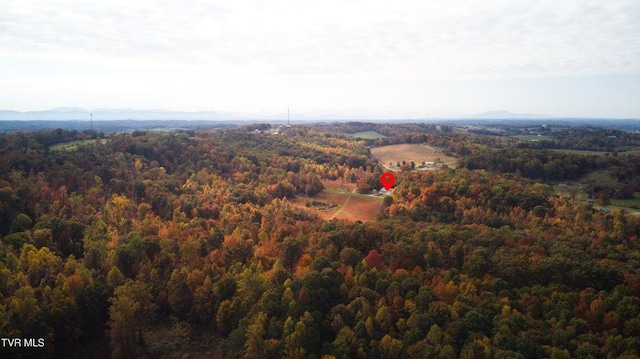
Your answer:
(1, 0), (639, 118)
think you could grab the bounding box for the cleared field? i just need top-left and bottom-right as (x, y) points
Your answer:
(50, 139), (107, 151)
(290, 180), (383, 221)
(581, 170), (618, 186)
(511, 135), (552, 141)
(550, 149), (612, 156)
(371, 143), (457, 169)
(550, 148), (640, 156)
(611, 193), (640, 209)
(554, 181), (640, 215)
(350, 131), (387, 139)
(553, 182), (589, 202)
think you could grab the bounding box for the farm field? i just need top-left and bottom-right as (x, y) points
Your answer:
(549, 148), (640, 156)
(554, 182), (640, 215)
(511, 135), (552, 141)
(553, 182), (588, 199)
(50, 139), (107, 151)
(611, 193), (640, 210)
(371, 143), (457, 169)
(289, 180), (383, 221)
(349, 131), (387, 139)
(549, 149), (615, 156)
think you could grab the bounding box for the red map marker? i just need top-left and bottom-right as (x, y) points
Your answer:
(380, 172), (396, 191)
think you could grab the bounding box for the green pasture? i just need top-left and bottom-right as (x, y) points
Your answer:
(611, 193), (640, 209)
(549, 149), (613, 156)
(50, 139), (107, 151)
(350, 131), (387, 139)
(554, 181), (640, 215)
(511, 135), (552, 141)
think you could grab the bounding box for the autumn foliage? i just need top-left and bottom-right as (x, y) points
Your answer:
(1, 125), (640, 358)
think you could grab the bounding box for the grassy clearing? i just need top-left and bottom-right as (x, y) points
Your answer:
(581, 170), (618, 186)
(553, 182), (590, 203)
(349, 131), (387, 139)
(290, 180), (383, 222)
(549, 149), (613, 156)
(50, 139), (107, 151)
(553, 181), (640, 215)
(616, 149), (640, 156)
(548, 148), (640, 156)
(609, 203), (640, 216)
(371, 143), (457, 170)
(611, 193), (640, 209)
(511, 135), (553, 141)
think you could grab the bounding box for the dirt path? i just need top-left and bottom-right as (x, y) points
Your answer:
(330, 191), (352, 219)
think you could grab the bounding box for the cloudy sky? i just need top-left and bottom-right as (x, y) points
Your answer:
(1, 0), (639, 118)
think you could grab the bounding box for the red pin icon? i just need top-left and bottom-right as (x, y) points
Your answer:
(380, 172), (396, 191)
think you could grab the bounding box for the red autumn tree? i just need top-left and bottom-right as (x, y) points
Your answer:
(364, 249), (383, 268)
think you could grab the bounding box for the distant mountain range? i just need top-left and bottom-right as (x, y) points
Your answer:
(0, 108), (554, 121)
(472, 110), (550, 119)
(0, 108), (241, 121)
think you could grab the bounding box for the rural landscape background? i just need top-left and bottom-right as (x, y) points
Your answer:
(2, 119), (640, 358)
(3, 0), (640, 357)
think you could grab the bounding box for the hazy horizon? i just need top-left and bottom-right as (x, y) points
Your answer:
(2, 0), (639, 118)
(3, 107), (640, 122)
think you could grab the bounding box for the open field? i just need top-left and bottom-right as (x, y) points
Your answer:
(581, 170), (619, 186)
(553, 182), (589, 202)
(371, 143), (457, 169)
(549, 148), (640, 156)
(349, 131), (387, 139)
(605, 203), (640, 215)
(611, 193), (640, 209)
(550, 149), (617, 156)
(290, 180), (383, 221)
(511, 135), (552, 141)
(50, 139), (107, 151)
(553, 182), (640, 215)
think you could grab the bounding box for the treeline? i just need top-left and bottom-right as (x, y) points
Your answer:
(0, 120), (235, 134)
(1, 127), (640, 358)
(0, 128), (100, 154)
(459, 148), (640, 198)
(518, 129), (640, 152)
(460, 149), (599, 181)
(324, 123), (640, 154)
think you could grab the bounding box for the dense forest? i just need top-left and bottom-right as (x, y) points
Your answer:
(1, 125), (640, 358)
